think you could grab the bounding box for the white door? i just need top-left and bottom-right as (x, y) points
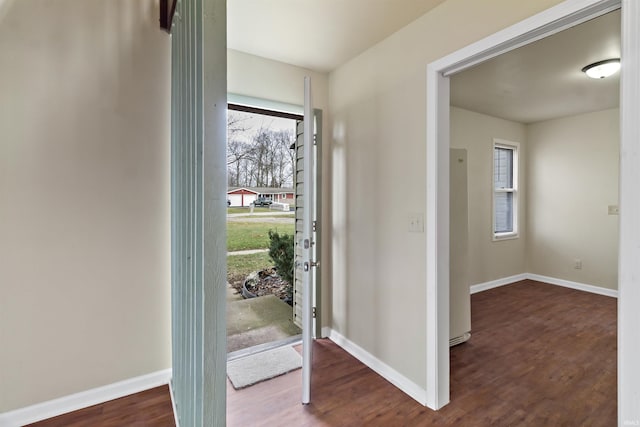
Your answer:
(300, 76), (315, 405)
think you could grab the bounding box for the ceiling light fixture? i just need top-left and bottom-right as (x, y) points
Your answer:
(582, 58), (621, 79)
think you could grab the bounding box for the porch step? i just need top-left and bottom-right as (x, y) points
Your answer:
(227, 295), (301, 353)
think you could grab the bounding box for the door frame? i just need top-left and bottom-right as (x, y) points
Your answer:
(425, 1), (640, 423)
(227, 97), (323, 338)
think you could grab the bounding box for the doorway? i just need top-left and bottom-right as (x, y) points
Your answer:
(225, 103), (302, 356)
(426, 1), (640, 422)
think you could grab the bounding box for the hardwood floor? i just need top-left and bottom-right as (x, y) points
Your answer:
(227, 280), (616, 426)
(30, 280), (616, 426)
(26, 385), (175, 427)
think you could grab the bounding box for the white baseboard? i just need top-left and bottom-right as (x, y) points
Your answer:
(526, 273), (618, 298)
(470, 273), (528, 294)
(168, 379), (180, 427)
(327, 329), (427, 406)
(470, 273), (618, 298)
(0, 369), (172, 427)
(320, 326), (332, 339)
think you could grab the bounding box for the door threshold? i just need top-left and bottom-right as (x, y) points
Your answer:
(227, 335), (302, 362)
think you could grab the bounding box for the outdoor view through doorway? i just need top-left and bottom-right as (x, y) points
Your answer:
(226, 105), (302, 356)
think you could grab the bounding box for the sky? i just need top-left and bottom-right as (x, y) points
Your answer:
(229, 109), (296, 144)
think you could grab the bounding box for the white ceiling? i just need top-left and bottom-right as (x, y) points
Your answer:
(227, 0), (446, 73)
(228, 4), (620, 124)
(450, 10), (621, 124)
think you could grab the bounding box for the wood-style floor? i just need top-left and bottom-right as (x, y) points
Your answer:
(31, 280), (617, 426)
(26, 385), (175, 427)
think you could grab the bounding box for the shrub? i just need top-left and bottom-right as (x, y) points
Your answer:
(268, 230), (294, 297)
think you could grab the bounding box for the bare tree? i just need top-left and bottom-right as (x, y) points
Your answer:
(226, 112), (296, 188)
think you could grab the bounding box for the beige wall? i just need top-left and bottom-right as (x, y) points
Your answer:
(328, 0), (564, 391)
(228, 49), (329, 111)
(526, 109), (620, 290)
(227, 49), (333, 329)
(0, 0), (171, 412)
(450, 107), (527, 285)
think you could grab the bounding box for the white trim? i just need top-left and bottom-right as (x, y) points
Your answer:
(619, 1), (640, 424)
(169, 379), (180, 427)
(320, 326), (332, 339)
(426, 0), (625, 412)
(227, 187), (259, 195)
(328, 329), (427, 406)
(432, 0), (620, 76)
(0, 369), (172, 427)
(227, 93), (303, 116)
(426, 62), (451, 410)
(492, 139), (520, 240)
(527, 273), (618, 298)
(470, 273), (528, 294)
(470, 273), (618, 298)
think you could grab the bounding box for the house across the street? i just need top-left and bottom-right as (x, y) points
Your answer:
(227, 187), (294, 207)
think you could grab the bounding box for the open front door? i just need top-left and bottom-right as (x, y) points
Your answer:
(296, 76), (316, 404)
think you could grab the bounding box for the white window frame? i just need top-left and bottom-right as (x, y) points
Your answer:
(492, 139), (519, 240)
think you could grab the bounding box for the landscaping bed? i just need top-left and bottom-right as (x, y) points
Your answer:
(241, 268), (292, 304)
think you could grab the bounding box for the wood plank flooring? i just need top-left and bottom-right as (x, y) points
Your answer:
(29, 280), (616, 426)
(26, 385), (175, 427)
(227, 280), (616, 426)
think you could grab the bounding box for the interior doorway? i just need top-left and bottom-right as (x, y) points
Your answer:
(426, 1), (640, 420)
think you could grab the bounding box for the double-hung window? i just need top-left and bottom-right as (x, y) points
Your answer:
(493, 139), (519, 240)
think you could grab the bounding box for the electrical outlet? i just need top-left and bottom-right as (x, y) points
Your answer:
(574, 259), (582, 270)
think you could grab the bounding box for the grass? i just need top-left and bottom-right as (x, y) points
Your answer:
(227, 207), (272, 214)
(227, 252), (273, 283)
(251, 214), (295, 219)
(227, 221), (294, 252)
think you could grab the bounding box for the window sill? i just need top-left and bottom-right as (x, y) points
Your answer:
(493, 232), (519, 241)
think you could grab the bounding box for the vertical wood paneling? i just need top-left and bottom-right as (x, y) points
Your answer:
(170, 0), (227, 425)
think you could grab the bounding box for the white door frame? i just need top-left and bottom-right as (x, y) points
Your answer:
(426, 1), (640, 424)
(301, 76), (315, 405)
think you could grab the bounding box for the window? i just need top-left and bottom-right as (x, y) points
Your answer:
(493, 140), (519, 240)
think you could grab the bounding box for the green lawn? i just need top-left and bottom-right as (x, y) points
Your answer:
(227, 207), (272, 214)
(227, 252), (273, 282)
(227, 221), (295, 252)
(251, 214), (295, 219)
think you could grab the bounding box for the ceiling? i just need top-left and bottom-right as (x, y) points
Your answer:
(450, 10), (621, 124)
(228, 3), (620, 124)
(227, 0), (446, 73)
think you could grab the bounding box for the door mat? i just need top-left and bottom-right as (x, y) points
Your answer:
(227, 346), (302, 389)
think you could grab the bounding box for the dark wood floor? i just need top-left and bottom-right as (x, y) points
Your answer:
(27, 385), (175, 427)
(228, 280), (616, 426)
(31, 280), (617, 426)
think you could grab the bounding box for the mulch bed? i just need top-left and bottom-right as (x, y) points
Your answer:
(231, 267), (292, 305)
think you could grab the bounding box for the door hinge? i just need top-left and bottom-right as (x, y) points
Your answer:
(310, 260), (319, 268)
(312, 307), (317, 318)
(312, 221), (317, 232)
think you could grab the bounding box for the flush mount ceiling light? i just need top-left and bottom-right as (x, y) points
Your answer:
(582, 58), (621, 79)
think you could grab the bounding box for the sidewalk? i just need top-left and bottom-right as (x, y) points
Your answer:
(227, 248), (269, 256)
(227, 211), (293, 218)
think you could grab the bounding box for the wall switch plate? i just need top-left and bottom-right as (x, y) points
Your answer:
(608, 205), (619, 215)
(408, 213), (424, 233)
